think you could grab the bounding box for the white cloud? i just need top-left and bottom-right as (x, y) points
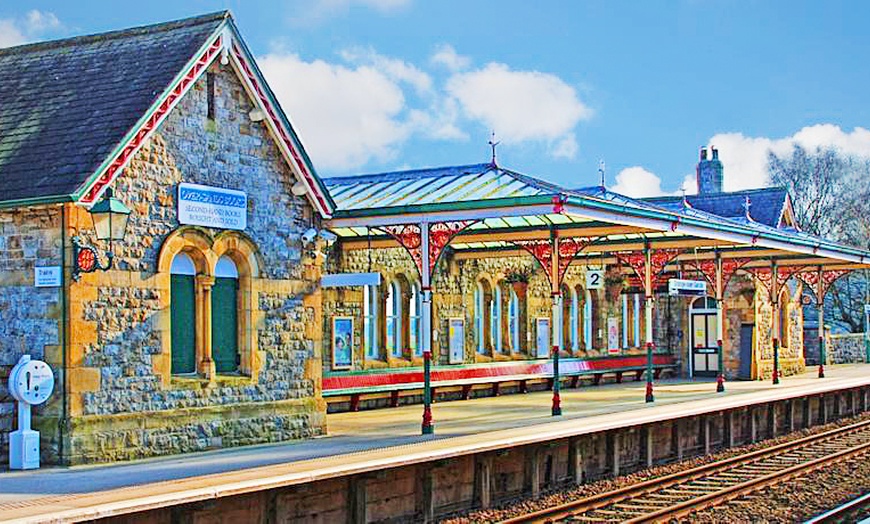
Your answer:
(611, 167), (668, 198)
(431, 44), (471, 72)
(710, 124), (870, 191)
(445, 63), (592, 159)
(0, 10), (61, 48)
(259, 52), (412, 170)
(340, 47), (432, 95)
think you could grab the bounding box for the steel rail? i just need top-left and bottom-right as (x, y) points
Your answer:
(500, 418), (870, 524)
(804, 491), (870, 524)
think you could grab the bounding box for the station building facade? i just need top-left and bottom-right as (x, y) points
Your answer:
(1, 12), (868, 466)
(0, 12), (335, 465)
(318, 154), (812, 410)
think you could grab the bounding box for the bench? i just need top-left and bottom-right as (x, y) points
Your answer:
(323, 355), (678, 411)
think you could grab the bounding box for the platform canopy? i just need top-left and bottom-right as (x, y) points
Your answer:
(324, 162), (870, 288)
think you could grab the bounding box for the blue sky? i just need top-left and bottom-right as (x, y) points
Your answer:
(3, 1), (870, 196)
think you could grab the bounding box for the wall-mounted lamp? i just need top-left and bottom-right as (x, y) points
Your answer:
(72, 188), (132, 280)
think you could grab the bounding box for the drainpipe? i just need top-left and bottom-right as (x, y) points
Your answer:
(59, 203), (69, 465)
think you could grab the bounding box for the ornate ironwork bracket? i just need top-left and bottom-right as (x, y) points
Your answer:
(378, 220), (477, 280)
(686, 257), (754, 291)
(616, 248), (683, 289)
(796, 268), (852, 301)
(511, 236), (596, 288)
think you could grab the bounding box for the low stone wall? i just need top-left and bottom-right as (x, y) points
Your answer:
(828, 333), (869, 364)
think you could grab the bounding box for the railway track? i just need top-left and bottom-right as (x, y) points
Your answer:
(804, 491), (870, 523)
(500, 419), (870, 524)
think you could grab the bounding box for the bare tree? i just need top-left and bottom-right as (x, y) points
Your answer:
(767, 146), (870, 332)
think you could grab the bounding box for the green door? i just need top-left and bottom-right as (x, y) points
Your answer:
(211, 277), (239, 373)
(170, 274), (196, 374)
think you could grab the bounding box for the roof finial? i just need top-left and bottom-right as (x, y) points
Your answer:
(488, 131), (500, 166)
(680, 185), (688, 208)
(598, 159), (606, 188)
(743, 195), (752, 220)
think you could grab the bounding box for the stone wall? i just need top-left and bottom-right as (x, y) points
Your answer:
(60, 60), (325, 464)
(828, 333), (868, 364)
(324, 247), (677, 372)
(754, 279), (805, 379)
(0, 207), (63, 466)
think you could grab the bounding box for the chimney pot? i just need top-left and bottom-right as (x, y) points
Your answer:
(700, 147), (708, 161)
(711, 147), (719, 160)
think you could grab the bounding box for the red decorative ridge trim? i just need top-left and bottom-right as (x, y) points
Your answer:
(231, 43), (331, 217)
(80, 37), (223, 204)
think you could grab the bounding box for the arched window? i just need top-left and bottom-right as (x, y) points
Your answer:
(779, 288), (790, 348)
(386, 279), (402, 358)
(574, 286), (584, 352)
(170, 252), (197, 375)
(508, 287), (520, 352)
(589, 290), (602, 350)
(584, 289), (593, 350)
(363, 283), (379, 359)
(633, 294), (642, 347)
(475, 280), (493, 354)
(491, 285), (503, 353)
(212, 256), (240, 373)
(410, 282), (421, 356)
(559, 286), (576, 351)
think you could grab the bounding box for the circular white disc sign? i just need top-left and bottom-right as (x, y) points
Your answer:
(9, 357), (55, 405)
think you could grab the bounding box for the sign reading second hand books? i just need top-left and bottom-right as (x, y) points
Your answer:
(178, 183), (247, 231)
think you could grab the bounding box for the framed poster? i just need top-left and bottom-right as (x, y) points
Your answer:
(332, 317), (353, 370)
(536, 317), (550, 358)
(448, 318), (465, 364)
(607, 317), (621, 354)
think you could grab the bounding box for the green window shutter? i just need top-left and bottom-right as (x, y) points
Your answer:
(211, 277), (239, 373)
(170, 274), (196, 374)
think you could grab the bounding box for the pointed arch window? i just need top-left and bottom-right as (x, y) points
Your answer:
(170, 252), (197, 375)
(779, 288), (790, 348)
(410, 282), (422, 356)
(386, 279), (403, 358)
(508, 287), (521, 352)
(491, 285), (503, 353)
(363, 283), (379, 359)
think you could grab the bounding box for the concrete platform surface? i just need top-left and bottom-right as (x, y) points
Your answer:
(1, 365), (869, 522)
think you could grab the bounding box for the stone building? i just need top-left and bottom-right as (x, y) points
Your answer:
(318, 149), (859, 412)
(0, 12), (335, 465)
(2, 12), (869, 466)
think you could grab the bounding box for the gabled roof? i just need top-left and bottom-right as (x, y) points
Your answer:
(645, 187), (791, 229)
(0, 11), (335, 216)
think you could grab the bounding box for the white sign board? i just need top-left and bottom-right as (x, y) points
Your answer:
(668, 279), (707, 296)
(864, 304), (870, 314)
(607, 317), (621, 354)
(34, 266), (61, 288)
(536, 318), (550, 358)
(178, 183), (247, 230)
(586, 268), (604, 290)
(448, 318), (465, 364)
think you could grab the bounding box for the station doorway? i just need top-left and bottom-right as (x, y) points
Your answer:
(690, 296), (719, 377)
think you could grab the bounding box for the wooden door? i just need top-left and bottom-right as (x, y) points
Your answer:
(211, 277), (239, 373)
(170, 274), (196, 374)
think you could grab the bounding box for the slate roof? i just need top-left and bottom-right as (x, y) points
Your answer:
(0, 11), (229, 205)
(644, 187), (791, 229)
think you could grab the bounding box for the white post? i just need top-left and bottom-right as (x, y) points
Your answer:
(644, 245), (655, 402)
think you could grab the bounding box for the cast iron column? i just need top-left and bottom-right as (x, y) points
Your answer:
(644, 244), (654, 403)
(550, 232), (562, 416)
(420, 222), (434, 434)
(771, 260), (780, 385)
(817, 266), (826, 378)
(716, 253), (725, 392)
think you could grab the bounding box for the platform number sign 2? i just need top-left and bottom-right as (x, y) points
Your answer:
(586, 268), (604, 290)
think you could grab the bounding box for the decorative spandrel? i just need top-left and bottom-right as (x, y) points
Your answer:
(686, 257), (753, 291)
(750, 265), (808, 293)
(796, 269), (852, 301)
(379, 220), (476, 279)
(512, 236), (596, 287)
(616, 248), (683, 289)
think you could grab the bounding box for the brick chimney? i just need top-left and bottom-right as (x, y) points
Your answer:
(696, 146), (724, 194)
